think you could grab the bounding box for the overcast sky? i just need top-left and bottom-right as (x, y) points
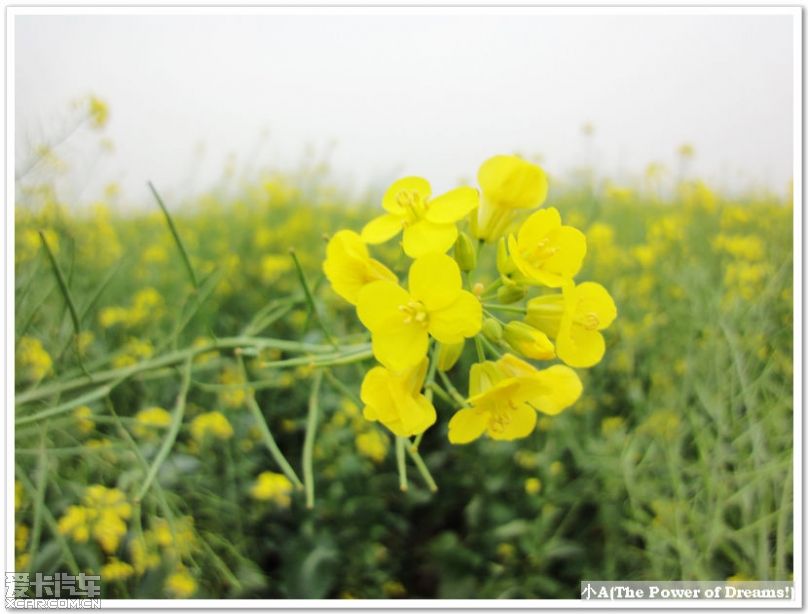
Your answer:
(15, 11), (795, 206)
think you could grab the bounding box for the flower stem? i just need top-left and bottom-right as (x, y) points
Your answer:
(302, 370), (323, 509)
(483, 303), (527, 314)
(406, 442), (437, 492)
(396, 436), (408, 492)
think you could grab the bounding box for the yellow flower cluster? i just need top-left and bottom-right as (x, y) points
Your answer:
(16, 336), (53, 381)
(323, 155), (616, 444)
(190, 411), (234, 442)
(57, 485), (132, 553)
(250, 471), (293, 507)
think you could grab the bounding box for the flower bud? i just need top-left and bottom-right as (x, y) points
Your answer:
(481, 318), (503, 343)
(454, 232), (477, 272)
(497, 283), (526, 304)
(496, 237), (515, 276)
(503, 321), (555, 360)
(525, 294), (566, 338)
(437, 341), (464, 372)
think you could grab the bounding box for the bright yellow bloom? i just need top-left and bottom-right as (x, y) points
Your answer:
(133, 407), (172, 438)
(58, 485), (132, 553)
(524, 477), (542, 495)
(101, 557), (134, 582)
(357, 253), (481, 372)
(166, 566), (197, 598)
(475, 155), (548, 241)
(361, 177), (479, 258)
(502, 321), (555, 360)
(190, 411), (234, 442)
(448, 354), (582, 444)
(356, 429), (389, 463)
(323, 230), (396, 304)
(526, 282), (617, 368)
(361, 358), (436, 437)
(507, 208), (586, 287)
(250, 471), (293, 507)
(17, 336), (53, 381)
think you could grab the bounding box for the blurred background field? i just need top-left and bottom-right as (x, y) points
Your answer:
(12, 97), (794, 598)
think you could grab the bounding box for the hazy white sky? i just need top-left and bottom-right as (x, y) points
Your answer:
(15, 11), (795, 205)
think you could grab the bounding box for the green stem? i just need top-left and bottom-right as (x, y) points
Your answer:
(396, 436), (408, 492)
(438, 370), (469, 407)
(483, 303), (526, 314)
(302, 370), (323, 509)
(239, 357), (303, 489)
(427, 382), (457, 406)
(289, 249), (338, 348)
(148, 181), (199, 289)
(26, 424), (49, 575)
(135, 358), (192, 502)
(474, 335), (486, 362)
(406, 442), (437, 492)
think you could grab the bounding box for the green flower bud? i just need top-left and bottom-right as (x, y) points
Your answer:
(481, 318), (503, 343)
(503, 321), (555, 360)
(437, 341), (465, 372)
(454, 232), (477, 272)
(497, 284), (526, 304)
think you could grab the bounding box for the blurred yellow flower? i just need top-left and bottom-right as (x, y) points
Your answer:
(166, 566), (197, 598)
(357, 253), (481, 372)
(17, 336), (53, 381)
(58, 485), (132, 553)
(250, 471), (293, 507)
(74, 405), (95, 434)
(361, 177), (478, 258)
(524, 477), (542, 495)
(101, 557), (134, 582)
(356, 429), (389, 463)
(190, 411), (234, 442)
(133, 406), (172, 438)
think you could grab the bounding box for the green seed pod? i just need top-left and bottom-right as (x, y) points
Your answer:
(437, 341), (465, 372)
(454, 232), (477, 272)
(497, 284), (526, 304)
(481, 318), (503, 343)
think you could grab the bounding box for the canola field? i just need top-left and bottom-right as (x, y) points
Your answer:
(13, 102), (794, 599)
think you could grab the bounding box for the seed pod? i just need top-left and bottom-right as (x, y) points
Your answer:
(481, 318), (503, 343)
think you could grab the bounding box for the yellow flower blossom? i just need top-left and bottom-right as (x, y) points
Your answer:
(474, 155), (548, 241)
(17, 336), (53, 381)
(357, 253), (481, 372)
(361, 177), (479, 258)
(190, 411), (234, 442)
(448, 354), (582, 444)
(524, 477), (542, 495)
(57, 485), (131, 553)
(323, 230), (396, 304)
(133, 407), (172, 438)
(260, 254), (293, 284)
(250, 471), (293, 507)
(361, 358), (436, 437)
(526, 282), (617, 368)
(507, 207), (586, 287)
(74, 405), (95, 434)
(356, 429), (389, 463)
(166, 566), (197, 598)
(502, 321), (555, 360)
(87, 96), (109, 129)
(101, 557), (134, 582)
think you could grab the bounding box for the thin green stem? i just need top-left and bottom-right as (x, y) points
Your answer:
(302, 370), (323, 509)
(474, 335), (486, 362)
(396, 436), (408, 492)
(406, 442), (437, 492)
(26, 424), (50, 575)
(289, 249), (337, 348)
(148, 181), (199, 289)
(438, 370), (469, 407)
(239, 357), (303, 489)
(483, 303), (526, 314)
(135, 358), (192, 502)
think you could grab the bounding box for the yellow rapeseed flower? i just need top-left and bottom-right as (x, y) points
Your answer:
(524, 477), (542, 495)
(357, 253), (481, 372)
(250, 471), (293, 507)
(17, 336), (53, 381)
(474, 155), (548, 241)
(502, 321), (555, 360)
(448, 354), (582, 444)
(166, 566), (197, 598)
(355, 429), (389, 463)
(361, 358), (436, 437)
(133, 407), (172, 438)
(507, 208), (586, 287)
(101, 557), (134, 582)
(190, 411), (234, 442)
(526, 282), (616, 368)
(74, 405), (95, 434)
(361, 177), (478, 258)
(323, 230), (397, 304)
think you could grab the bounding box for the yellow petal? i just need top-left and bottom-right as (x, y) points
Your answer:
(397, 394), (437, 436)
(448, 408), (489, 444)
(361, 366), (395, 419)
(383, 177), (432, 215)
(323, 231), (396, 305)
(528, 365), (583, 415)
(428, 291), (482, 345)
(372, 326), (429, 373)
(517, 207), (561, 249)
(361, 213), (403, 244)
(408, 253), (461, 311)
(400, 358), (429, 397)
(425, 187), (479, 224)
(478, 155), (548, 209)
(572, 282), (617, 330)
(508, 234), (567, 287)
(556, 324), (605, 368)
(543, 226), (587, 279)
(488, 404), (537, 441)
(402, 220), (458, 258)
(356, 281), (410, 332)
